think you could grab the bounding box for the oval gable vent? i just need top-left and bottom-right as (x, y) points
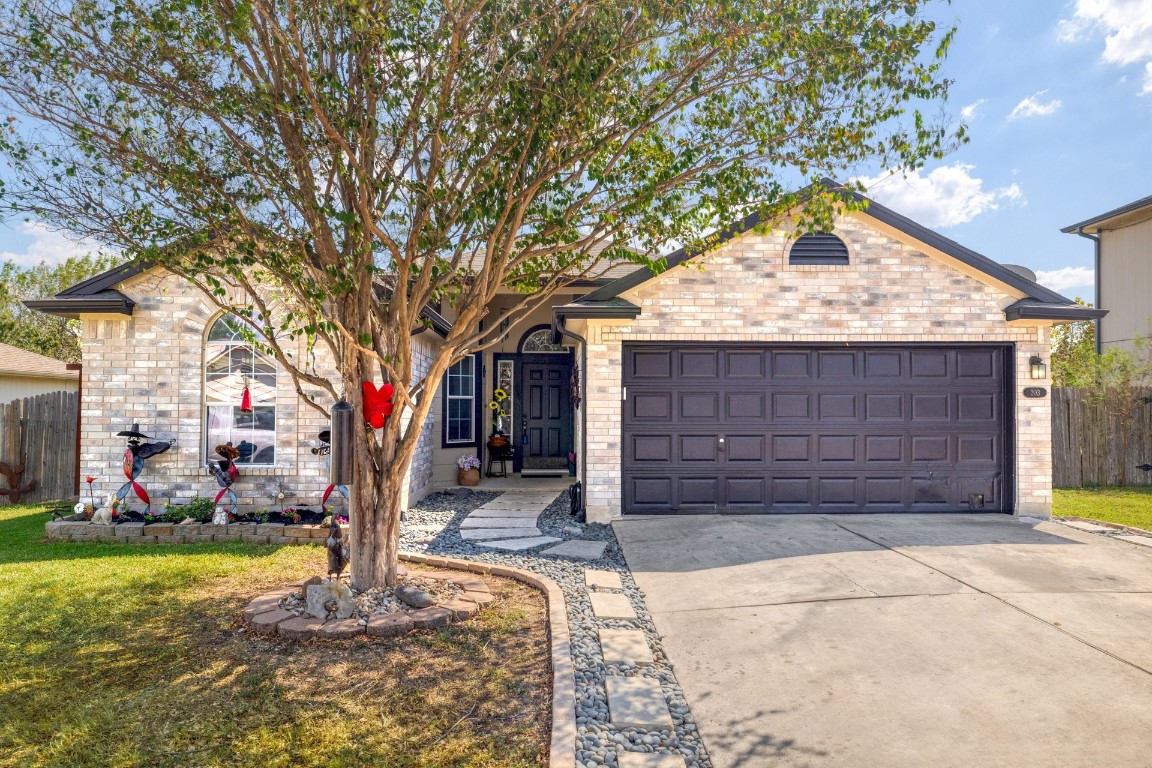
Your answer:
(789, 233), (849, 265)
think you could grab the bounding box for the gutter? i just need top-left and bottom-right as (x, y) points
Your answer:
(552, 310), (588, 518)
(1070, 226), (1102, 354)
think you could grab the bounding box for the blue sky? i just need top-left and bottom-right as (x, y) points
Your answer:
(0, 0), (1148, 305)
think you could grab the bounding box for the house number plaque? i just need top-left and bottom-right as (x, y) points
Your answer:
(1023, 387), (1047, 398)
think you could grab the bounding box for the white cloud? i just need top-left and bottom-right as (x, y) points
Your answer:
(856, 164), (1025, 229)
(0, 221), (102, 268)
(1059, 0), (1152, 91)
(960, 99), (988, 121)
(1008, 91), (1063, 121)
(1036, 266), (1095, 295)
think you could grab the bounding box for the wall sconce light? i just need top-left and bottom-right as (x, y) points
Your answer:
(1029, 355), (1047, 380)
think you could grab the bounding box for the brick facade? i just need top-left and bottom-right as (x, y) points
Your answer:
(580, 212), (1053, 523)
(78, 268), (437, 513)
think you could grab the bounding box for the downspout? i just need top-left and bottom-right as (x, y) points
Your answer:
(553, 310), (587, 516)
(1072, 226), (1102, 354)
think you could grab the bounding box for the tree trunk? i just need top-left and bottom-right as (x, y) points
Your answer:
(348, 419), (409, 589)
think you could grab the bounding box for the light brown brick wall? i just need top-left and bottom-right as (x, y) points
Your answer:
(582, 212), (1053, 522)
(78, 268), (437, 514)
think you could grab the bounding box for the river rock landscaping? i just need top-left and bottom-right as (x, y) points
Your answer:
(400, 488), (714, 768)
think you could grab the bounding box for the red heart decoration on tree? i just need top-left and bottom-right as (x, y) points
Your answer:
(361, 382), (395, 429)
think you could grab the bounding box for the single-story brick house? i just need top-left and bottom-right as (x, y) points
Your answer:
(28, 185), (1101, 522)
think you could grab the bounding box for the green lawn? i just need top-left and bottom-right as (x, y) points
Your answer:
(1054, 486), (1152, 531)
(0, 504), (548, 768)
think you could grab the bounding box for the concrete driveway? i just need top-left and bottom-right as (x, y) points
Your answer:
(614, 514), (1152, 768)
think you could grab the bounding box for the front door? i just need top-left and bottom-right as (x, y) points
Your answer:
(517, 355), (573, 472)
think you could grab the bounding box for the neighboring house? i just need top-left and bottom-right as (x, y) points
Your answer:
(1063, 195), (1152, 352)
(28, 185), (1099, 522)
(0, 342), (79, 401)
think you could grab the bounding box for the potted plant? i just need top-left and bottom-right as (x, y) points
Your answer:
(456, 454), (482, 486)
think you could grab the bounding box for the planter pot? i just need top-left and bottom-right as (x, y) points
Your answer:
(457, 468), (481, 487)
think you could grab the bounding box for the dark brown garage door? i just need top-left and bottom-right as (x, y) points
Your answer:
(622, 345), (1012, 514)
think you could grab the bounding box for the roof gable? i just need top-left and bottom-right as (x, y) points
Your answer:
(575, 179), (1098, 323)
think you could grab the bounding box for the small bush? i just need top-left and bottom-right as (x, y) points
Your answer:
(163, 497), (215, 523)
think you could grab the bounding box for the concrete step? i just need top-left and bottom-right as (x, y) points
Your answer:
(540, 539), (607, 560)
(459, 527), (543, 540)
(475, 535), (562, 551)
(468, 508), (543, 518)
(590, 592), (637, 620)
(460, 517), (543, 528)
(599, 628), (655, 666)
(585, 569), (624, 590)
(605, 677), (674, 730)
(617, 754), (685, 768)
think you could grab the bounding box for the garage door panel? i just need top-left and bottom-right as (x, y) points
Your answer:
(679, 477), (719, 505)
(818, 393), (857, 420)
(631, 392), (672, 421)
(724, 477), (767, 507)
(725, 435), (766, 463)
(911, 435), (949, 462)
(910, 350), (949, 378)
(818, 435), (857, 462)
(818, 477), (858, 506)
(957, 349), (996, 378)
(865, 393), (904, 420)
(679, 392), (719, 420)
(622, 345), (1011, 514)
(957, 393), (997, 421)
(771, 477), (812, 505)
(630, 435), (672, 463)
(911, 393), (950, 420)
(680, 435), (719, 463)
(772, 435), (810, 462)
(773, 393), (811, 419)
(725, 351), (766, 378)
(818, 350), (857, 378)
(726, 392), (765, 420)
(679, 350), (720, 379)
(772, 351), (811, 378)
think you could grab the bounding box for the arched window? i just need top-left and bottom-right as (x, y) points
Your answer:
(788, 233), (850, 265)
(204, 314), (278, 466)
(519, 326), (565, 353)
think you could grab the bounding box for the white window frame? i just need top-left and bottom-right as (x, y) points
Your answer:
(443, 355), (477, 445)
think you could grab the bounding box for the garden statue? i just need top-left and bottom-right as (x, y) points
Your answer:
(92, 492), (116, 524)
(0, 454), (34, 503)
(210, 443), (240, 522)
(115, 424), (171, 515)
(326, 518), (349, 579)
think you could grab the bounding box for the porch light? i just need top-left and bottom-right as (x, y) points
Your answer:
(1029, 355), (1047, 380)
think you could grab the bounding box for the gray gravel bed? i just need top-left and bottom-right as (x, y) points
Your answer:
(400, 489), (712, 768)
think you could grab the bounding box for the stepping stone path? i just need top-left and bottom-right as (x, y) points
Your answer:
(460, 490), (608, 556)
(584, 567), (682, 763)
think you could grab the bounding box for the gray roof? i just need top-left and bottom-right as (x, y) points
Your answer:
(0, 342), (79, 379)
(1061, 193), (1152, 235)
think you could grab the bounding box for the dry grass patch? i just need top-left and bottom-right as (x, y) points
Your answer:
(0, 504), (549, 768)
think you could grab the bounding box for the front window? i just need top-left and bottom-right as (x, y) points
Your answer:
(204, 314), (278, 465)
(444, 356), (477, 444)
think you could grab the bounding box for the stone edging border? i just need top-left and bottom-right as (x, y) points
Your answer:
(1060, 516), (1152, 538)
(400, 552), (575, 768)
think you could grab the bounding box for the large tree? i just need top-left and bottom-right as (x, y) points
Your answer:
(0, 254), (118, 361)
(0, 0), (960, 587)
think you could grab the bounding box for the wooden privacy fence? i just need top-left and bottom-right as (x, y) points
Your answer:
(0, 391), (78, 503)
(1052, 386), (1152, 488)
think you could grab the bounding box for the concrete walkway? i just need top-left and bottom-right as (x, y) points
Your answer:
(615, 514), (1152, 768)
